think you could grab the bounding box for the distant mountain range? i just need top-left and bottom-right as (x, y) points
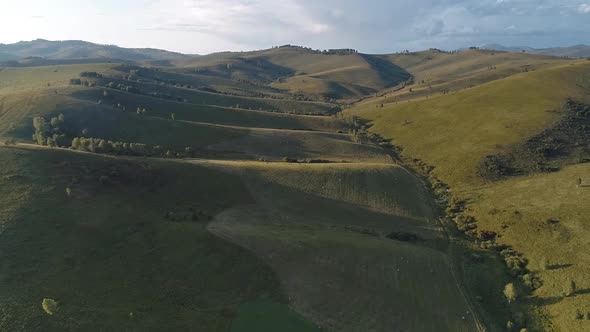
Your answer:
(0, 39), (190, 62)
(482, 44), (590, 58)
(2, 39), (590, 66)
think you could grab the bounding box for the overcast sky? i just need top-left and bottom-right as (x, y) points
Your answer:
(1, 0), (590, 54)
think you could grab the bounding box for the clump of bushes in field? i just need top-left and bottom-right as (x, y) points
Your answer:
(80, 71), (103, 78)
(41, 298), (59, 315)
(70, 136), (196, 159)
(32, 114), (68, 147)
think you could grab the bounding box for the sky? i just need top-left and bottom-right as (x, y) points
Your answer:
(1, 0), (590, 54)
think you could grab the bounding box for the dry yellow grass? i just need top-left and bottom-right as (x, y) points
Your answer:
(348, 60), (590, 331)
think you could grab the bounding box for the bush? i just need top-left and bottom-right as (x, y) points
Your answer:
(506, 321), (514, 331)
(42, 298), (58, 315)
(504, 283), (517, 303)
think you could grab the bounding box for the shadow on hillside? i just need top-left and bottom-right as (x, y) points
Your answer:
(358, 54), (411, 87)
(548, 263), (573, 270)
(530, 296), (564, 306)
(574, 288), (590, 296)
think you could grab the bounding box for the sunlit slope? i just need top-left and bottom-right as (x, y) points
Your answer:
(371, 49), (569, 105)
(348, 62), (590, 190)
(199, 160), (479, 332)
(469, 163), (590, 332)
(0, 147), (296, 331)
(348, 59), (590, 332)
(0, 64), (115, 95)
(387, 49), (561, 85)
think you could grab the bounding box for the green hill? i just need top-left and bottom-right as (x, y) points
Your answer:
(163, 46), (410, 101)
(0, 39), (188, 62)
(347, 60), (590, 331)
(370, 49), (568, 105)
(0, 147), (310, 331)
(3, 45), (587, 332)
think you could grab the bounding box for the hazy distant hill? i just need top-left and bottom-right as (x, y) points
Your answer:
(0, 39), (190, 62)
(482, 43), (590, 58)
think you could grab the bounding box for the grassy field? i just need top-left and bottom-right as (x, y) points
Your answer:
(163, 46), (410, 101)
(0, 147), (294, 331)
(347, 59), (590, 331)
(469, 164), (590, 331)
(200, 160), (484, 332)
(0, 64), (115, 95)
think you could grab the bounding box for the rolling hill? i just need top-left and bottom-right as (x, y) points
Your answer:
(0, 52), (502, 332)
(2, 40), (589, 332)
(347, 59), (590, 331)
(483, 44), (590, 58)
(157, 46), (411, 101)
(0, 39), (189, 62)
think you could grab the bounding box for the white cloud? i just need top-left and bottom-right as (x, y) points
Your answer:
(1, 0), (590, 54)
(146, 0), (332, 42)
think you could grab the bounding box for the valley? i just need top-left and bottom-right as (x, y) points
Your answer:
(0, 42), (589, 332)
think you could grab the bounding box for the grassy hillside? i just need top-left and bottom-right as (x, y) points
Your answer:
(200, 160), (484, 332)
(0, 146), (314, 331)
(349, 61), (590, 190)
(0, 88), (380, 163)
(0, 64), (115, 95)
(4, 47), (579, 331)
(0, 39), (188, 61)
(164, 46), (410, 101)
(347, 60), (590, 331)
(371, 49), (568, 105)
(470, 164), (590, 331)
(70, 87), (344, 131)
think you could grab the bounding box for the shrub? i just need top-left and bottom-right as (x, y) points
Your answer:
(41, 298), (59, 315)
(506, 321), (514, 331)
(504, 283), (517, 303)
(46, 137), (56, 148)
(521, 273), (542, 290)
